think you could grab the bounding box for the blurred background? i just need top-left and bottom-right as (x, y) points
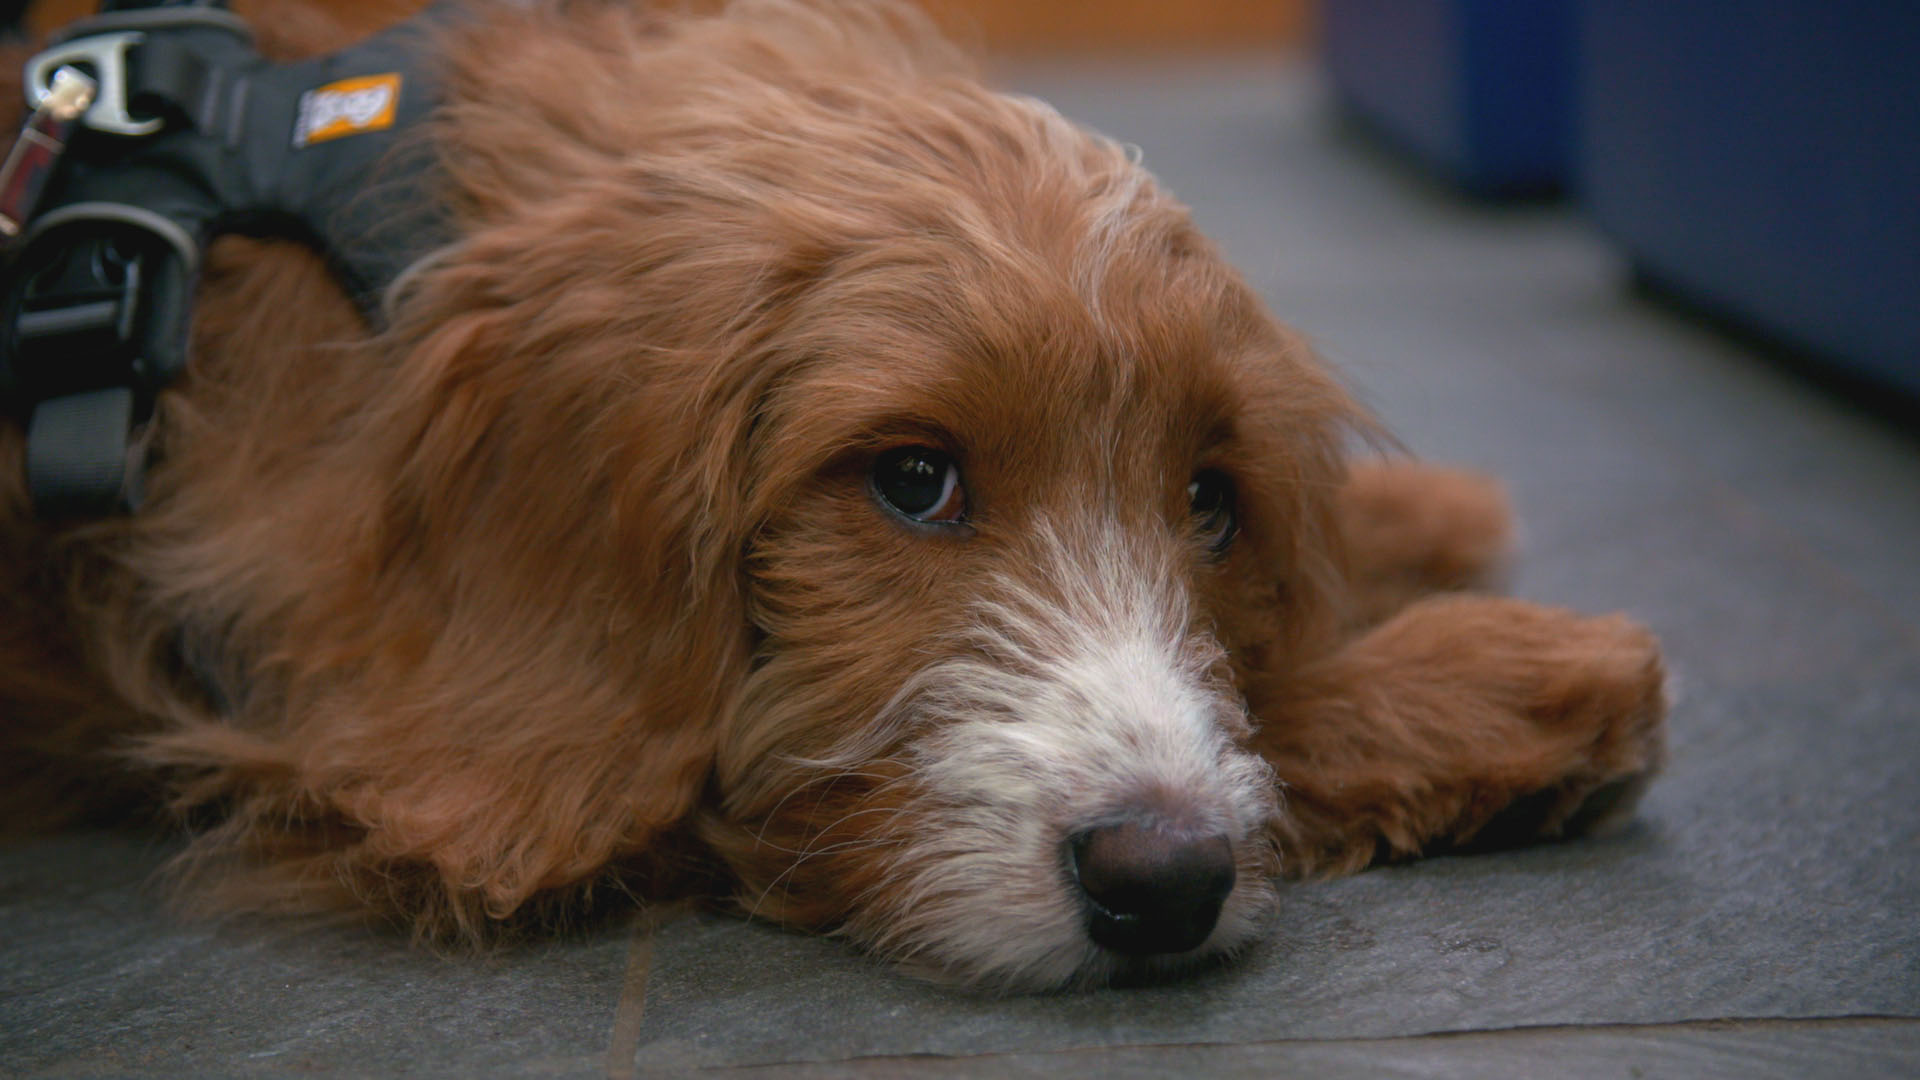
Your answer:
(934, 0), (1918, 406)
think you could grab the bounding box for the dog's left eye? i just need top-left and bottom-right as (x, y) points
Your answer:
(1189, 469), (1238, 553)
(872, 446), (968, 524)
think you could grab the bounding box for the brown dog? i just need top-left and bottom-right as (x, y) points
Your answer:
(0, 0), (1664, 990)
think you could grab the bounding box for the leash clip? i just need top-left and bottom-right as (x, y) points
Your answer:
(25, 30), (162, 138)
(0, 67), (98, 240)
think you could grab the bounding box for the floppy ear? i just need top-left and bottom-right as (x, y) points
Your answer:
(128, 0), (942, 936)
(1332, 460), (1517, 628)
(135, 257), (768, 941)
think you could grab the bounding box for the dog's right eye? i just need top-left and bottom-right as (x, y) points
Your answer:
(871, 446), (968, 524)
(1189, 469), (1238, 554)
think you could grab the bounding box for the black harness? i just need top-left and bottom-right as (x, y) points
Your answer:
(0, 0), (450, 515)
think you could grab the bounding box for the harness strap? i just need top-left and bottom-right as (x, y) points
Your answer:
(3, 0), (452, 514)
(27, 385), (135, 513)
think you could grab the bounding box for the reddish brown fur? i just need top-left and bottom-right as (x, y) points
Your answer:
(1, 0), (1664, 975)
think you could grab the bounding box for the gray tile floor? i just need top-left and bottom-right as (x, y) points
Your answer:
(5, 56), (1918, 1079)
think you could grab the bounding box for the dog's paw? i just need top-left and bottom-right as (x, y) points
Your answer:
(1259, 594), (1668, 874)
(1455, 604), (1669, 849)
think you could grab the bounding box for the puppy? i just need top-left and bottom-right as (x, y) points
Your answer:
(0, 0), (1665, 990)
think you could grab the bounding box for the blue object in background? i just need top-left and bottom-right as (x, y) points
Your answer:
(1575, 2), (1920, 395)
(1321, 0), (1573, 196)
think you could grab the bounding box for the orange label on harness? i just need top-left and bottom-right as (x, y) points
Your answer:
(293, 73), (402, 147)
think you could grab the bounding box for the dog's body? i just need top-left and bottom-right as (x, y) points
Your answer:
(1, 0), (1665, 990)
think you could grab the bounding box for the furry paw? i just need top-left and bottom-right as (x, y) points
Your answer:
(1261, 595), (1669, 875)
(1448, 602), (1669, 849)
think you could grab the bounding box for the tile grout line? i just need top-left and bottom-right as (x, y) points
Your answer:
(675, 1015), (1920, 1076)
(603, 916), (657, 1080)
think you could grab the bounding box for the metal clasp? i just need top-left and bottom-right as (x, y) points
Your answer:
(0, 66), (97, 239)
(24, 31), (162, 138)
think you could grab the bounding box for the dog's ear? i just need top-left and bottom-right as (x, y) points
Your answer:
(133, 0), (971, 936)
(1192, 324), (1380, 691)
(138, 278), (770, 939)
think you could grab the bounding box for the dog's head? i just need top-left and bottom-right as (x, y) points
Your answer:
(368, 1), (1357, 989)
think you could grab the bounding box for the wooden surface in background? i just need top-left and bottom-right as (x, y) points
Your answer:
(25, 0), (1312, 53)
(927, 0), (1309, 53)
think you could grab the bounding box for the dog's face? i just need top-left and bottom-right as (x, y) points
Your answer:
(698, 245), (1349, 987)
(656, 102), (1354, 989)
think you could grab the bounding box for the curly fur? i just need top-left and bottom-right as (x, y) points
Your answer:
(0, 0), (1666, 989)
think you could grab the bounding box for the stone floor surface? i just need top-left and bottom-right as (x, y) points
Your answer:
(3, 55), (1917, 1079)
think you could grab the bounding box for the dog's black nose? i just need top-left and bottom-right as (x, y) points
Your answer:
(1069, 820), (1236, 955)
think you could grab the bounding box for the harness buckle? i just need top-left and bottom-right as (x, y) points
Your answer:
(25, 30), (163, 138)
(3, 213), (196, 515)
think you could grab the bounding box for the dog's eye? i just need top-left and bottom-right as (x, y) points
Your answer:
(1188, 469), (1238, 553)
(872, 446), (968, 524)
